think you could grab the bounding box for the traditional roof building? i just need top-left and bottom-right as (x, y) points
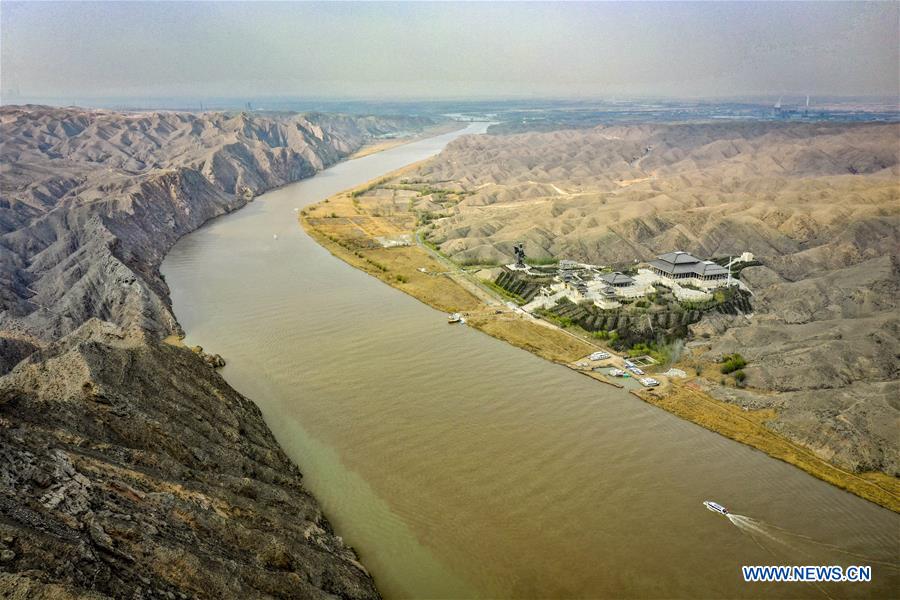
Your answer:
(598, 271), (635, 287)
(649, 251), (730, 283)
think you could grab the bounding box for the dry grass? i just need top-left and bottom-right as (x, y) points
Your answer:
(301, 168), (900, 514)
(467, 313), (594, 363)
(635, 383), (900, 512)
(305, 223), (481, 313)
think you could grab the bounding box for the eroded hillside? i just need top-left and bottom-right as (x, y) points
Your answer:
(0, 106), (431, 354)
(407, 122), (899, 476)
(0, 105), (430, 598)
(0, 320), (379, 599)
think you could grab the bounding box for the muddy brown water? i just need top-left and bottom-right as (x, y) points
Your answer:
(162, 123), (899, 598)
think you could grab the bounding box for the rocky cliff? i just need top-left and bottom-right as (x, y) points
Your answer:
(0, 320), (378, 599)
(0, 106), (432, 598)
(1, 106), (431, 354)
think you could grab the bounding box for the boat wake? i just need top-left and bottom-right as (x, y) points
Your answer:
(724, 512), (899, 600)
(726, 513), (898, 570)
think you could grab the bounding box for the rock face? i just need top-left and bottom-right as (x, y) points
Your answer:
(0, 106), (431, 598)
(0, 320), (378, 599)
(0, 106), (431, 351)
(410, 121), (900, 476)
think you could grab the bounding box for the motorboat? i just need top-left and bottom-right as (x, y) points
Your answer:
(448, 313), (462, 323)
(628, 366), (645, 375)
(703, 501), (729, 515)
(609, 368), (626, 377)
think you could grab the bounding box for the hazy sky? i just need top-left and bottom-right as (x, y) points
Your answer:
(2, 1), (898, 102)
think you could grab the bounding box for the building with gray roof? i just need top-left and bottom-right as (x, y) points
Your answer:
(598, 271), (635, 287)
(649, 251), (730, 285)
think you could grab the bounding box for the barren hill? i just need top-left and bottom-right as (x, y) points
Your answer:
(0, 105), (429, 598)
(410, 122), (900, 476)
(0, 106), (430, 356)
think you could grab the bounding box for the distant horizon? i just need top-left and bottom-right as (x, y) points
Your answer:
(3, 2), (898, 103)
(4, 94), (900, 113)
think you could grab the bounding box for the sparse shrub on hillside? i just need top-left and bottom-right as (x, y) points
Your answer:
(459, 258), (500, 267)
(720, 353), (747, 374)
(525, 257), (559, 266)
(627, 341), (672, 364)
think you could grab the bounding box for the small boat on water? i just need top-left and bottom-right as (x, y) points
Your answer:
(448, 313), (462, 323)
(273, 234), (278, 240)
(703, 501), (729, 516)
(609, 368), (626, 377)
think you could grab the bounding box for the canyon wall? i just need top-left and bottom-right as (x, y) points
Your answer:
(0, 106), (432, 598)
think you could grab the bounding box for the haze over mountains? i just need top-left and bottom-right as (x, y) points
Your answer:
(413, 122), (900, 475)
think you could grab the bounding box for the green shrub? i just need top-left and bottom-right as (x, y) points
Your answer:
(733, 370), (747, 384)
(524, 256), (559, 266)
(720, 353), (747, 374)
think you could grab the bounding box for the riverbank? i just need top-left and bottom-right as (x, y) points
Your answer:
(299, 167), (900, 514)
(0, 106), (443, 598)
(349, 122), (467, 159)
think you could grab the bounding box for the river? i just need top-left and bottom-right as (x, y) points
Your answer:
(161, 123), (899, 598)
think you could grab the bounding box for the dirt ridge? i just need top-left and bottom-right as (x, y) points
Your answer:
(0, 105), (432, 598)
